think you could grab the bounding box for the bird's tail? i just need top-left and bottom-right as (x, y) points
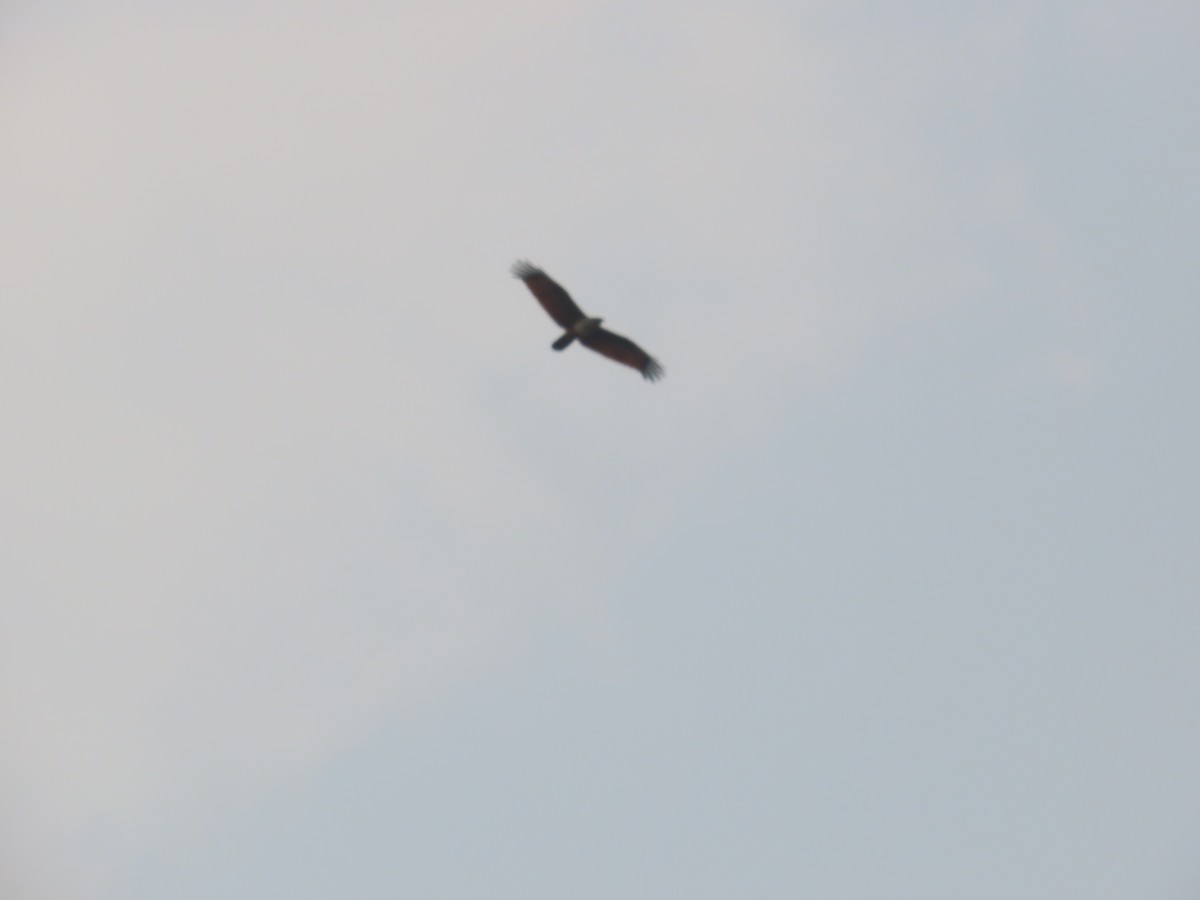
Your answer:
(552, 333), (575, 351)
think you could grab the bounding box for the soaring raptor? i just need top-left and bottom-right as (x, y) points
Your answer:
(511, 260), (664, 382)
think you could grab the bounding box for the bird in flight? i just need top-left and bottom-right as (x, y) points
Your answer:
(511, 260), (664, 382)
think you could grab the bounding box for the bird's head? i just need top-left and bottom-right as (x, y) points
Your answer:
(574, 316), (604, 337)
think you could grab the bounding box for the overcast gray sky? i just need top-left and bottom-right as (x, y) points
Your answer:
(3, 1), (1199, 898)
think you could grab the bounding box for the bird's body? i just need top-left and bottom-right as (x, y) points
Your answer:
(553, 315), (603, 350)
(511, 260), (664, 382)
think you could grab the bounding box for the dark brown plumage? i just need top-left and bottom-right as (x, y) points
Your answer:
(511, 260), (664, 382)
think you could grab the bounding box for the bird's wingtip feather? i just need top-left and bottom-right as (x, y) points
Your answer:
(642, 359), (665, 382)
(511, 259), (541, 280)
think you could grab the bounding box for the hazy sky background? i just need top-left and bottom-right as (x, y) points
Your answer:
(3, 1), (1198, 898)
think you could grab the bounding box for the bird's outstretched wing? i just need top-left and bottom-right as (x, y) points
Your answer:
(580, 328), (665, 382)
(511, 260), (586, 329)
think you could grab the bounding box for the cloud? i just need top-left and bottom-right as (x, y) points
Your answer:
(1013, 350), (1100, 394)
